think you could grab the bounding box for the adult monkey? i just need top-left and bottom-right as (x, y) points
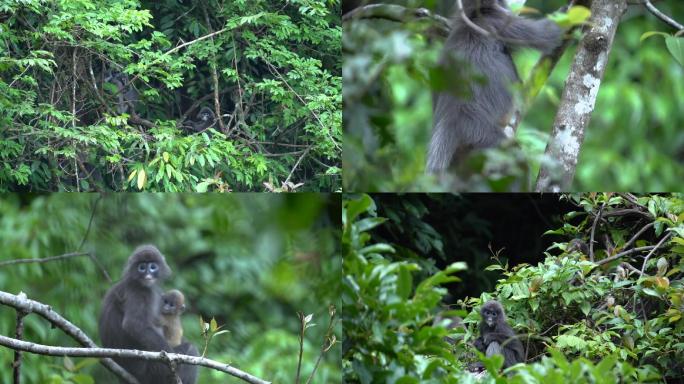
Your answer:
(99, 245), (198, 384)
(182, 107), (216, 132)
(474, 300), (524, 368)
(428, 0), (563, 173)
(104, 71), (139, 115)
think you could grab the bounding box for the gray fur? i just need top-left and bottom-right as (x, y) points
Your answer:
(183, 107), (216, 132)
(99, 245), (197, 384)
(473, 300), (525, 368)
(428, 0), (562, 173)
(104, 71), (138, 115)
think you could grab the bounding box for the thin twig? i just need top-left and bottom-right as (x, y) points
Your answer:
(594, 245), (657, 267)
(78, 195), (101, 250)
(643, 0), (684, 30)
(285, 146), (312, 185)
(201, 3), (226, 133)
(622, 222), (655, 251)
(305, 305), (337, 384)
(295, 312), (305, 384)
(620, 262), (643, 277)
(589, 203), (605, 262)
(0, 252), (91, 267)
(640, 233), (672, 274)
(455, 0), (491, 36)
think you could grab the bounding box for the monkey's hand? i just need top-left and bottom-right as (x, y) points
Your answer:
(473, 336), (486, 353)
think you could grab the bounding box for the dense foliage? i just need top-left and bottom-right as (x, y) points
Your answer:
(343, 0), (684, 191)
(0, 193), (341, 383)
(0, 0), (341, 192)
(342, 193), (684, 383)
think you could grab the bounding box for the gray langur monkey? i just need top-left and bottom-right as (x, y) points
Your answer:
(473, 300), (524, 368)
(428, 0), (563, 173)
(159, 289), (186, 347)
(104, 71), (139, 115)
(99, 245), (198, 384)
(183, 107), (216, 132)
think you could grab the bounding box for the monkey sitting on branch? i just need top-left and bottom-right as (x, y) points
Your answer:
(428, 0), (563, 173)
(473, 300), (524, 368)
(99, 245), (198, 384)
(182, 107), (217, 133)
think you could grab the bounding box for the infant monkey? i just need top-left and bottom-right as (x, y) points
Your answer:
(159, 289), (186, 347)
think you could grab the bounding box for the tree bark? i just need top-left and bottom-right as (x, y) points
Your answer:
(536, 0), (628, 191)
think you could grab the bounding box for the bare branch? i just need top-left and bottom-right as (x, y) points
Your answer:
(643, 0), (684, 31)
(0, 290), (138, 384)
(589, 203), (605, 262)
(622, 222), (655, 251)
(594, 245), (656, 267)
(343, 4), (450, 36)
(305, 305), (337, 384)
(640, 232), (672, 274)
(0, 252), (91, 267)
(0, 334), (271, 384)
(455, 0), (491, 37)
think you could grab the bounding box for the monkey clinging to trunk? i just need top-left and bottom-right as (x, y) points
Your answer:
(428, 0), (563, 173)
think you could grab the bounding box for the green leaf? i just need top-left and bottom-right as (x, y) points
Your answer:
(665, 36), (684, 67)
(580, 301), (590, 316)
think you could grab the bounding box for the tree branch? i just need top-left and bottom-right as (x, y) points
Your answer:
(0, 290), (271, 384)
(0, 334), (271, 384)
(343, 4), (450, 36)
(643, 0), (684, 31)
(0, 290), (138, 384)
(536, 0), (628, 191)
(589, 202), (605, 262)
(0, 252), (91, 267)
(640, 232), (672, 274)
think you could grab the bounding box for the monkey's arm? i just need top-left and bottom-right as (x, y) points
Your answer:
(122, 304), (171, 351)
(473, 336), (486, 352)
(489, 15), (562, 53)
(483, 330), (517, 345)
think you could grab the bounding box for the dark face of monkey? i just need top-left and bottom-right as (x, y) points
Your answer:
(122, 245), (171, 287)
(482, 305), (501, 328)
(199, 110), (212, 122)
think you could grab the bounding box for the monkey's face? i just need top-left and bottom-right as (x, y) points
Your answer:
(161, 295), (186, 315)
(136, 261), (161, 286)
(482, 308), (499, 328)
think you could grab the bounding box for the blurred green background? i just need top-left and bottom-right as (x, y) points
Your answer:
(343, 0), (684, 191)
(0, 193), (341, 383)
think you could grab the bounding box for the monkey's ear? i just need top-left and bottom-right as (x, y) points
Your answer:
(159, 258), (172, 279)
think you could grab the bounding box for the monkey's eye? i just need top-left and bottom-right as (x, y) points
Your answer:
(137, 263), (147, 272)
(149, 262), (158, 272)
